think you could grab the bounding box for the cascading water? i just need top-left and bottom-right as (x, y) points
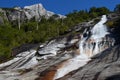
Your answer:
(54, 15), (115, 79)
(78, 15), (109, 57)
(91, 15), (108, 39)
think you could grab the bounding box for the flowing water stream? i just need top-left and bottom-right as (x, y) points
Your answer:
(54, 15), (113, 79)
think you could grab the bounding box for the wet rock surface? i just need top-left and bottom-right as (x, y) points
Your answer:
(0, 33), (80, 80)
(58, 45), (120, 80)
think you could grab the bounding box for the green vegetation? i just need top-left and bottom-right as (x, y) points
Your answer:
(114, 4), (120, 13)
(105, 4), (120, 28)
(106, 21), (114, 28)
(0, 12), (3, 16)
(0, 5), (118, 63)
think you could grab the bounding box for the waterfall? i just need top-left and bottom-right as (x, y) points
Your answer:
(91, 15), (108, 39)
(54, 15), (114, 79)
(78, 15), (109, 57)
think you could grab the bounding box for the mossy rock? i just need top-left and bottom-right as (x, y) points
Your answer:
(106, 21), (114, 28)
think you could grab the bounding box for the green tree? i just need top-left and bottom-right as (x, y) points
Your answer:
(114, 4), (120, 13)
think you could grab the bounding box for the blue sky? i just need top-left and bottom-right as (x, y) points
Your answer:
(0, 0), (120, 15)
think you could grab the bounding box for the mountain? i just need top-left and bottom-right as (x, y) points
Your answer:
(0, 3), (66, 23)
(23, 3), (66, 19)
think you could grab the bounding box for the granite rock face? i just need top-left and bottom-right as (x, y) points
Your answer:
(58, 45), (120, 80)
(0, 3), (66, 24)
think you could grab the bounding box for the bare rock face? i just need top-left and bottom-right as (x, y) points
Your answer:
(58, 45), (120, 80)
(0, 3), (66, 23)
(107, 13), (120, 21)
